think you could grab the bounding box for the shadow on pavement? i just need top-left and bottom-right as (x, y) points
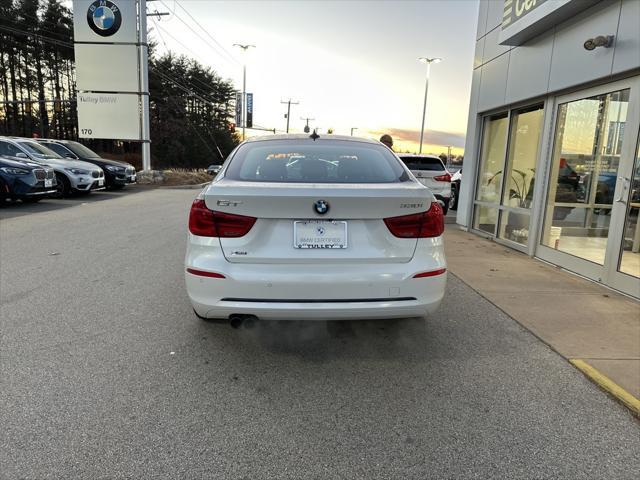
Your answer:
(0, 185), (149, 220)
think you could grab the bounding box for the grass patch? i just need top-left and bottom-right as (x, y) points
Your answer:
(162, 168), (211, 186)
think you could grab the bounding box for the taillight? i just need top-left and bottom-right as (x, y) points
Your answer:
(188, 199), (256, 237)
(384, 202), (444, 238)
(186, 268), (225, 278)
(413, 268), (447, 278)
(433, 173), (451, 182)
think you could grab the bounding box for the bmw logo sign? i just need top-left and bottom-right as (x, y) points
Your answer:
(87, 1), (122, 37)
(314, 200), (329, 215)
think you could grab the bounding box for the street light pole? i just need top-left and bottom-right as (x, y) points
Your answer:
(351, 127), (358, 136)
(417, 57), (442, 154)
(233, 44), (255, 141)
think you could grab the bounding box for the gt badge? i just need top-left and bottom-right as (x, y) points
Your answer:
(87, 0), (122, 37)
(314, 200), (329, 215)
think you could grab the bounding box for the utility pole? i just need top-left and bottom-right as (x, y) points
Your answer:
(350, 127), (358, 136)
(300, 116), (315, 133)
(447, 145), (452, 169)
(281, 99), (299, 133)
(233, 44), (255, 140)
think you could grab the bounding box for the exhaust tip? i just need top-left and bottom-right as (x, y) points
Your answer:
(229, 315), (244, 329)
(229, 314), (259, 329)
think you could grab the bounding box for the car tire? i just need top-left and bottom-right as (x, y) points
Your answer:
(450, 184), (459, 211)
(54, 173), (70, 198)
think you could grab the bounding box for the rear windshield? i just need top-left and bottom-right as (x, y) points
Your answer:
(399, 156), (445, 171)
(225, 140), (409, 183)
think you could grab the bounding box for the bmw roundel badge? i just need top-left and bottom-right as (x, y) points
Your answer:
(87, 0), (122, 37)
(314, 200), (329, 215)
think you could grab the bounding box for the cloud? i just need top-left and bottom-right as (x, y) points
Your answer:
(370, 128), (466, 148)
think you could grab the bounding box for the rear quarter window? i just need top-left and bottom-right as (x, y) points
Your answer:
(399, 156), (445, 171)
(225, 140), (410, 183)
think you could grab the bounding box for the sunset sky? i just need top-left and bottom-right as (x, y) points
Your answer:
(74, 0), (480, 155)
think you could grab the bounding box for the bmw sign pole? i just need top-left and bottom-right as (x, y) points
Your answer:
(73, 0), (151, 170)
(138, 0), (151, 171)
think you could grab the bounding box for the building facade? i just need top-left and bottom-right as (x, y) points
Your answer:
(457, 0), (640, 298)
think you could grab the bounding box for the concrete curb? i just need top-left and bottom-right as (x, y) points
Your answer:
(570, 359), (640, 418)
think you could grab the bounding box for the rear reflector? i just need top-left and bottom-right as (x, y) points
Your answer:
(384, 202), (444, 238)
(186, 268), (225, 278)
(433, 173), (451, 182)
(413, 268), (447, 278)
(188, 199), (256, 237)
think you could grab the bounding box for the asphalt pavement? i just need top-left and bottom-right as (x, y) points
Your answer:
(1, 188), (639, 479)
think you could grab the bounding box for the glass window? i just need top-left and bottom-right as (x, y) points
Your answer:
(398, 156), (445, 171)
(618, 137), (640, 278)
(16, 141), (62, 158)
(0, 141), (22, 157)
(476, 113), (508, 203)
(226, 140), (409, 183)
(542, 89), (630, 265)
(498, 210), (531, 245)
(501, 106), (544, 209)
(473, 205), (498, 235)
(43, 142), (75, 158)
(64, 141), (100, 159)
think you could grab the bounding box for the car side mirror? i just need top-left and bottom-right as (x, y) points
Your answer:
(15, 152), (28, 159)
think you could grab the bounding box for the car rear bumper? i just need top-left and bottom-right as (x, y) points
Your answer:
(185, 237), (446, 320)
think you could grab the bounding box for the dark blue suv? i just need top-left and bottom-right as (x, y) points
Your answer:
(0, 155), (57, 203)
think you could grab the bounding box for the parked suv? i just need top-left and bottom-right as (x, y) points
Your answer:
(36, 139), (136, 189)
(450, 168), (462, 210)
(0, 155), (57, 203)
(0, 137), (105, 197)
(398, 154), (451, 214)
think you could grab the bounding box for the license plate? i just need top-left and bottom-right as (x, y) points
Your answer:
(98, 179), (104, 187)
(44, 178), (53, 188)
(129, 175), (136, 182)
(294, 220), (347, 249)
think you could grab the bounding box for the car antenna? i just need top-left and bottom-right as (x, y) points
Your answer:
(310, 130), (320, 141)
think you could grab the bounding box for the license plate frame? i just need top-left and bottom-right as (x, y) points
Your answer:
(293, 220), (347, 249)
(44, 178), (53, 188)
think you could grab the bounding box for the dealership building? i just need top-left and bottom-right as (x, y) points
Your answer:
(457, 0), (640, 298)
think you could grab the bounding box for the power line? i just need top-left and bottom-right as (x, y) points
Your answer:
(174, 1), (240, 66)
(0, 23), (223, 109)
(151, 20), (224, 99)
(157, 0), (239, 71)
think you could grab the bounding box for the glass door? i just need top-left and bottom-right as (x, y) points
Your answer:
(538, 77), (640, 296)
(608, 134), (640, 296)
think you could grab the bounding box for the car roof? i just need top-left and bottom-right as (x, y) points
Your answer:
(397, 153), (442, 160)
(242, 133), (380, 145)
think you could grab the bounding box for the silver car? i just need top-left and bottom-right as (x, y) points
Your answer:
(0, 137), (106, 197)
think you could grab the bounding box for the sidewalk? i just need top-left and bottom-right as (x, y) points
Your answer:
(443, 226), (640, 414)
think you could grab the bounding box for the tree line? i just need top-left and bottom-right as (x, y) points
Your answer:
(0, 0), (239, 169)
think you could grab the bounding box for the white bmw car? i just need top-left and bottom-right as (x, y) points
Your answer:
(185, 134), (446, 324)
